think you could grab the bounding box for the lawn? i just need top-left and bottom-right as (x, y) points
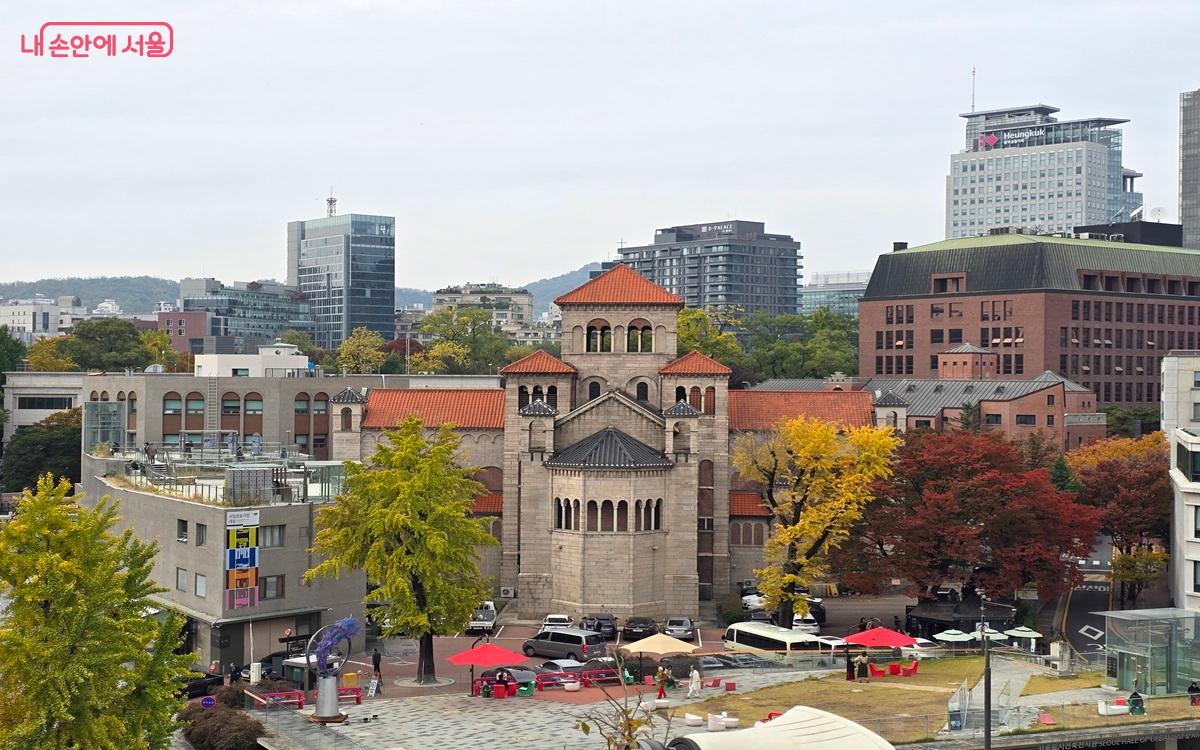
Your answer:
(1019, 695), (1200, 734)
(1021, 670), (1106, 696)
(675, 657), (983, 745)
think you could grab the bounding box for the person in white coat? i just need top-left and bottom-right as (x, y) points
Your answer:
(687, 665), (701, 698)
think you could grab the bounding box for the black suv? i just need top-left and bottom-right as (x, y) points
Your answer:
(580, 613), (619, 640)
(622, 616), (658, 641)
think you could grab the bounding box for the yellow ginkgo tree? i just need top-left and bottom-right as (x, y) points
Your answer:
(733, 415), (899, 628)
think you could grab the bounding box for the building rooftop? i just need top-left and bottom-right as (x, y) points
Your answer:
(960, 104), (1060, 118)
(553, 263), (684, 307)
(663, 400), (701, 417)
(544, 427), (672, 470)
(471, 493), (502, 514)
(362, 389), (505, 430)
(518, 400), (558, 417)
(499, 349), (576, 375)
(864, 234), (1200, 299)
(659, 350), (733, 376)
(940, 343), (992, 355)
(727, 390), (874, 430)
(862, 377), (1073, 418)
(729, 491), (771, 517)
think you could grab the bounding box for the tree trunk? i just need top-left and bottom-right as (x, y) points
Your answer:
(417, 632), (437, 685)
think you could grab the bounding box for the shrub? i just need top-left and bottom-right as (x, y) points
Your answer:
(213, 684), (244, 708)
(718, 593), (746, 625)
(181, 703), (266, 750)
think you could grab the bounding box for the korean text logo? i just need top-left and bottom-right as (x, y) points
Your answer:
(21, 21), (173, 58)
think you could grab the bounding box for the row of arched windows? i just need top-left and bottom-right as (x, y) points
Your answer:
(585, 318), (655, 353)
(552, 497), (663, 532)
(673, 385), (717, 415)
(90, 390), (137, 407)
(730, 521), (767, 546)
(517, 385), (559, 409)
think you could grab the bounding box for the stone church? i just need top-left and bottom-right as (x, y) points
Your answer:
(334, 264), (875, 620)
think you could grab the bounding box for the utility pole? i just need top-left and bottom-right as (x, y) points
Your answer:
(980, 591), (992, 749)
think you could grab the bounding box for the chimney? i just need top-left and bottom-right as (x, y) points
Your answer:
(892, 241), (908, 252)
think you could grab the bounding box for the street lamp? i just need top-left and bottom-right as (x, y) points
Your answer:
(979, 590), (992, 749)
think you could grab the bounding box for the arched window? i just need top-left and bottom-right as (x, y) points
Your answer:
(185, 392), (204, 414)
(699, 460), (714, 487)
(90, 391), (98, 401)
(128, 393), (137, 414)
(654, 498), (662, 530)
(641, 327), (653, 353)
(704, 386), (716, 415)
(730, 522), (742, 546)
(588, 381), (601, 401)
(532, 385), (544, 402)
(586, 319), (613, 353)
(627, 319), (652, 352)
(675, 386), (686, 403)
(636, 382), (649, 401)
(627, 327), (640, 353)
(100, 391), (109, 401)
(643, 500), (653, 532)
(635, 500), (643, 531)
(753, 523), (765, 545)
(546, 386), (557, 409)
(689, 386), (702, 409)
(617, 500), (628, 532)
(529, 420), (545, 450)
(340, 407), (353, 431)
(162, 392), (182, 415)
(117, 391), (125, 401)
(586, 501), (599, 532)
(293, 393), (310, 415)
(573, 500), (581, 531)
(554, 498), (563, 529)
(601, 500), (614, 532)
(518, 386), (529, 409)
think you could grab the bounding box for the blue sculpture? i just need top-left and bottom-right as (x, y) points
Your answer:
(309, 616), (360, 678)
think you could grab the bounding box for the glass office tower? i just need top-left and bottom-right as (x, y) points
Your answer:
(287, 214), (395, 351)
(1182, 89), (1200, 249)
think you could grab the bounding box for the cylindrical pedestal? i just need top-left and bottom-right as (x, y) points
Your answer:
(249, 663), (262, 685)
(315, 675), (341, 719)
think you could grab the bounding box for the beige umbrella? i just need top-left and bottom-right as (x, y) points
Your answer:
(618, 633), (698, 681)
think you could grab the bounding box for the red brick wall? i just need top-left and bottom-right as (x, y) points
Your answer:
(158, 311), (210, 354)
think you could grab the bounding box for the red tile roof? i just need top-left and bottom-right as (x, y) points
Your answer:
(659, 350), (733, 376)
(471, 493), (502, 514)
(727, 390), (874, 430)
(499, 349), (577, 375)
(554, 263), (684, 306)
(362, 389), (505, 429)
(729, 492), (771, 517)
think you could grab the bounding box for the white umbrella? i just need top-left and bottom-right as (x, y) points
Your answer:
(971, 627), (1009, 641)
(1004, 626), (1043, 639)
(933, 629), (974, 643)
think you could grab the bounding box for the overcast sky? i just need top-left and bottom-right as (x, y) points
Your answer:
(4, 1), (1198, 290)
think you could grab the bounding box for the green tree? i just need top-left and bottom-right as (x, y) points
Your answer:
(336, 327), (388, 373)
(280, 329), (318, 356)
(676, 308), (745, 366)
(1100, 405), (1161, 437)
(419, 307), (509, 373)
(27, 336), (79, 372)
(380, 352), (406, 374)
(739, 309), (859, 381)
(59, 318), (152, 371)
(0, 475), (192, 749)
(732, 416), (899, 628)
(953, 402), (983, 431)
(304, 418), (498, 684)
(138, 329), (179, 370)
(0, 327), (27, 384)
(408, 341), (471, 374)
(1, 408), (82, 491)
(1049, 454), (1079, 491)
(1112, 549), (1169, 606)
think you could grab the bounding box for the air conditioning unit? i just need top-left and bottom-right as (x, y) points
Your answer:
(499, 587), (516, 599)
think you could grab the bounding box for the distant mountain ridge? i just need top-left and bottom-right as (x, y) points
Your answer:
(0, 263), (603, 319)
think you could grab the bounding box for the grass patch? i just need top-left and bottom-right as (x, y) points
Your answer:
(674, 657), (982, 745)
(1017, 695), (1200, 734)
(1021, 670), (1106, 696)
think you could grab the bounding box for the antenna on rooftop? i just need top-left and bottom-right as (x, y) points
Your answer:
(326, 187), (337, 217)
(970, 66), (976, 112)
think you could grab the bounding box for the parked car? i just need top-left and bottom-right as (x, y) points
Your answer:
(662, 616), (695, 641)
(467, 607), (497, 635)
(540, 658), (585, 673)
(539, 614), (574, 631)
(181, 671), (223, 698)
(622, 616), (658, 641)
(741, 592), (767, 610)
(522, 627), (608, 660)
(900, 637), (940, 659)
(746, 608), (774, 623)
(814, 635), (848, 651)
(480, 666), (541, 686)
(792, 614), (821, 635)
(579, 613), (618, 640)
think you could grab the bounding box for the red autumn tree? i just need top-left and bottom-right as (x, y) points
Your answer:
(841, 431), (1100, 601)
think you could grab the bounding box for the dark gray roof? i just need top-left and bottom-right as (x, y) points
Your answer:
(330, 387), (367, 403)
(752, 379), (841, 391)
(864, 234), (1200, 300)
(519, 400), (558, 417)
(545, 428), (672, 470)
(864, 378), (1062, 418)
(873, 390), (908, 407)
(941, 343), (991, 355)
(1030, 370), (1091, 392)
(663, 400), (701, 417)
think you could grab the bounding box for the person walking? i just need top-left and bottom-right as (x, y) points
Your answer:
(372, 648), (384, 696)
(687, 664), (701, 698)
(655, 667), (667, 700)
(1189, 681), (1200, 706)
(844, 647), (855, 681)
(893, 615), (903, 633)
(858, 617), (868, 633)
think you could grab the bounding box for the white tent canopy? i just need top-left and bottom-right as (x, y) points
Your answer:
(933, 629), (974, 643)
(666, 705), (894, 750)
(1004, 626), (1043, 639)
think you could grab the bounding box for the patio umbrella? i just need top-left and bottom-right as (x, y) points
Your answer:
(970, 627), (1010, 641)
(1004, 626), (1043, 651)
(447, 642), (528, 696)
(932, 629), (974, 643)
(618, 633), (698, 680)
(843, 627), (917, 648)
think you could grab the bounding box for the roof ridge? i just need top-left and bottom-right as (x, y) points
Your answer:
(554, 263), (684, 306)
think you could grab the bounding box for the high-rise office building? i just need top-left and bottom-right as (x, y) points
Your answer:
(166, 277), (313, 353)
(946, 104), (1143, 239)
(798, 271), (872, 316)
(286, 211), (395, 350)
(1182, 88), (1200, 249)
(615, 221), (802, 314)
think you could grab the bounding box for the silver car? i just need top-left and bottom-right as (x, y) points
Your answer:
(663, 616), (695, 641)
(522, 627), (607, 661)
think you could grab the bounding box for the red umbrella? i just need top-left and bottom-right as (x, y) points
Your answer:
(843, 627), (917, 648)
(447, 642), (527, 668)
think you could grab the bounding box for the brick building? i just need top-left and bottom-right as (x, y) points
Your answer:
(859, 231), (1200, 406)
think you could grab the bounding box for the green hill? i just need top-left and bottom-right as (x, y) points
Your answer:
(0, 277), (179, 314)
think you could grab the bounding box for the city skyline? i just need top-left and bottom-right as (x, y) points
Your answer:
(4, 1), (1199, 289)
